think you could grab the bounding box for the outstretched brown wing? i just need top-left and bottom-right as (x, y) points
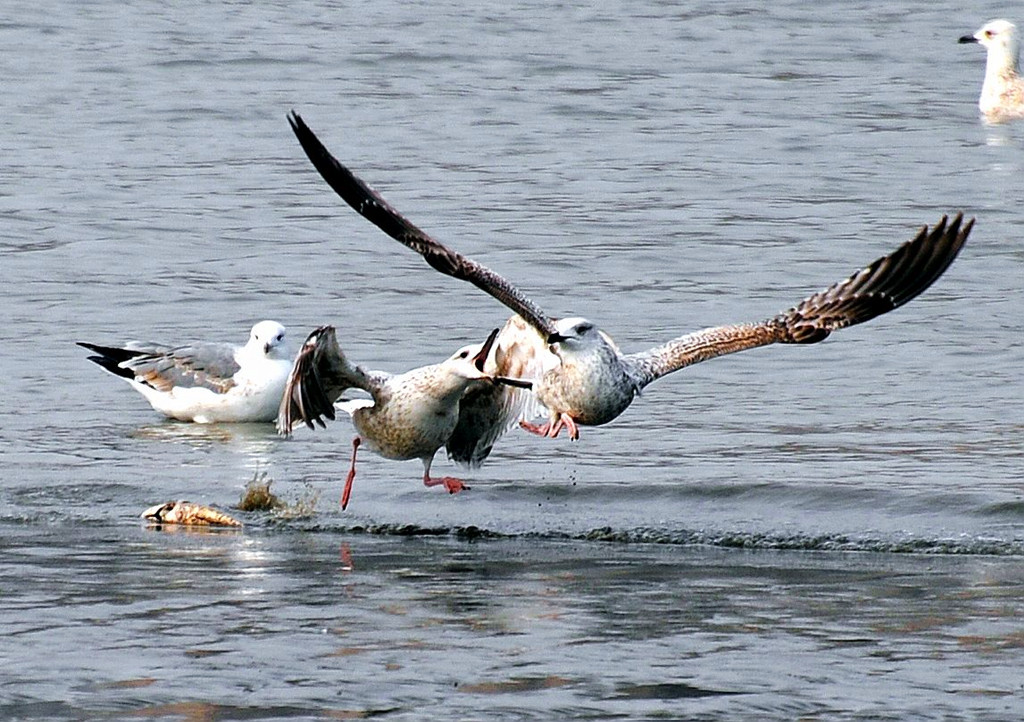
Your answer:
(625, 213), (972, 388)
(288, 111), (558, 340)
(278, 326), (378, 434)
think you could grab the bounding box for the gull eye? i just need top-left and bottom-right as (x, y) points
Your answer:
(985, 29), (994, 38)
(458, 351), (469, 359)
(576, 322), (594, 335)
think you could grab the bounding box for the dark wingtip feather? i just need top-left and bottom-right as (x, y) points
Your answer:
(77, 342), (145, 380)
(776, 213), (971, 344)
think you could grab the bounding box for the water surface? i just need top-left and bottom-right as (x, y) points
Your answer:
(2, 0), (1023, 718)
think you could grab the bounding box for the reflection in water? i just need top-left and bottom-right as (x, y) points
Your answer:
(142, 520), (243, 535)
(130, 421), (284, 489)
(131, 421), (279, 458)
(984, 123), (1015, 146)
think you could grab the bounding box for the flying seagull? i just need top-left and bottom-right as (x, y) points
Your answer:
(278, 325), (532, 510)
(286, 111), (972, 441)
(78, 320), (293, 423)
(960, 19), (1024, 121)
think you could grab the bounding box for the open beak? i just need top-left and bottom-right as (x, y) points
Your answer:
(492, 376), (533, 389)
(472, 328), (500, 372)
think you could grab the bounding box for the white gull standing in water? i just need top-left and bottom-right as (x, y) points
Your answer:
(287, 112), (972, 441)
(277, 326), (532, 510)
(960, 19), (1024, 121)
(78, 320), (293, 423)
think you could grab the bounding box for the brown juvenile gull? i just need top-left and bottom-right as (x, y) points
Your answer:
(78, 320), (293, 423)
(278, 326), (531, 510)
(960, 19), (1024, 121)
(286, 111), (972, 442)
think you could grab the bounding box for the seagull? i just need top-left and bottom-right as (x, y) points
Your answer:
(286, 111), (972, 441)
(278, 325), (532, 510)
(960, 19), (1024, 121)
(78, 320), (294, 423)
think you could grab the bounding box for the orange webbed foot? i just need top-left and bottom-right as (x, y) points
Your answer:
(423, 475), (470, 494)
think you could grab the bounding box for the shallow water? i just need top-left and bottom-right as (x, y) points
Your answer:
(2, 0), (1023, 718)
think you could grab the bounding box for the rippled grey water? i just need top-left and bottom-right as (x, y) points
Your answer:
(2, 0), (1023, 718)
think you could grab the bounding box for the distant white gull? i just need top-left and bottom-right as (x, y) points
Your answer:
(78, 320), (293, 423)
(278, 326), (532, 510)
(960, 19), (1024, 121)
(287, 112), (972, 441)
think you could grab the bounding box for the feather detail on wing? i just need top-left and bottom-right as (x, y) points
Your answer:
(277, 326), (383, 435)
(625, 213), (972, 389)
(77, 341), (240, 394)
(624, 323), (787, 390)
(287, 111), (558, 340)
(446, 315), (551, 467)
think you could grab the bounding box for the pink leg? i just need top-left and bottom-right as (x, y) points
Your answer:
(421, 456), (469, 494)
(423, 474), (470, 494)
(519, 419), (551, 436)
(341, 437), (360, 510)
(527, 413), (580, 441)
(560, 413), (579, 441)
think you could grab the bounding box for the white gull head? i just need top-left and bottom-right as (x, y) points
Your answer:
(246, 320), (288, 358)
(546, 317), (606, 351)
(967, 19), (1019, 69)
(440, 336), (497, 382)
(961, 19), (1024, 119)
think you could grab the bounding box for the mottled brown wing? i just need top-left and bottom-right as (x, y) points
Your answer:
(625, 214), (971, 388)
(277, 326), (376, 434)
(288, 111), (558, 340)
(776, 213), (971, 343)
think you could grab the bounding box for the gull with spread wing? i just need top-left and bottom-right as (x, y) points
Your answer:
(78, 320), (293, 423)
(287, 111), (972, 442)
(278, 326), (531, 510)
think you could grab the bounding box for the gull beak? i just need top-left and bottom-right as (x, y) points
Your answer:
(959, 34), (978, 44)
(264, 342), (272, 354)
(546, 332), (568, 345)
(471, 328), (500, 372)
(493, 376), (533, 389)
